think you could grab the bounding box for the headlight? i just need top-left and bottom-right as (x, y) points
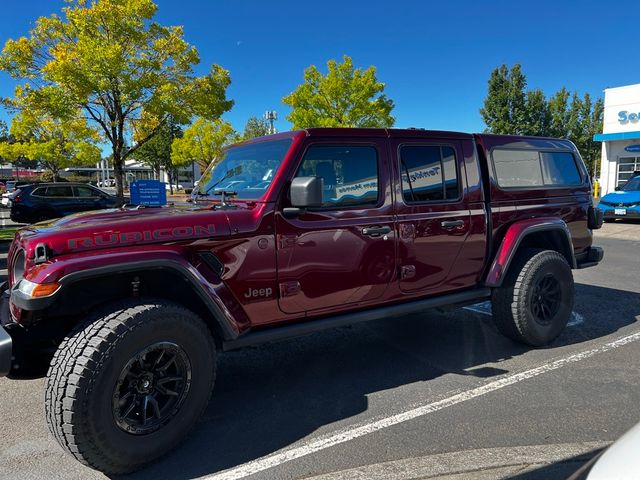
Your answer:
(17, 279), (60, 298)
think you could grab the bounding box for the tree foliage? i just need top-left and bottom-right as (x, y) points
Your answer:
(480, 65), (528, 135)
(133, 118), (182, 192)
(282, 55), (395, 129)
(243, 116), (271, 140)
(171, 118), (239, 170)
(0, 0), (233, 197)
(0, 111), (100, 176)
(481, 64), (604, 175)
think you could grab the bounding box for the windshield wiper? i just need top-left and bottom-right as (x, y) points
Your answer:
(214, 189), (238, 208)
(195, 172), (232, 197)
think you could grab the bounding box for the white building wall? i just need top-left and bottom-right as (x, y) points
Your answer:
(597, 83), (640, 196)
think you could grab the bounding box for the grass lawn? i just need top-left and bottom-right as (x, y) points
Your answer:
(0, 227), (18, 242)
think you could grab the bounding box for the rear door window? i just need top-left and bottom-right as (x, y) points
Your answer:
(45, 186), (74, 197)
(399, 145), (459, 202)
(75, 186), (98, 197)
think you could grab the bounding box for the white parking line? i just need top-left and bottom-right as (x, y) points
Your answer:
(201, 331), (640, 480)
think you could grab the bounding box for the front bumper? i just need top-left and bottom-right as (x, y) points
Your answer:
(599, 205), (640, 220)
(0, 284), (12, 376)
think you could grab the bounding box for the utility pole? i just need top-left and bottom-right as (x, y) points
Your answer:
(264, 110), (278, 134)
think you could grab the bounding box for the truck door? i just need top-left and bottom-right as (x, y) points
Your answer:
(276, 139), (396, 314)
(392, 139), (473, 294)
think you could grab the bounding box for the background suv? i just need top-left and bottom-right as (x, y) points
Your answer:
(10, 182), (122, 223)
(598, 171), (640, 222)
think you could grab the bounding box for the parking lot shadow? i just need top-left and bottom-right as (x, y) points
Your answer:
(120, 282), (639, 480)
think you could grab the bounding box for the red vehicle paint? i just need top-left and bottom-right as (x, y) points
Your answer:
(1, 128), (603, 338)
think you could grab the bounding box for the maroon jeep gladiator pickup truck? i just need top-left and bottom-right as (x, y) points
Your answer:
(0, 128), (603, 473)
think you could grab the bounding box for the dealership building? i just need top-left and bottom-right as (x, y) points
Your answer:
(595, 83), (640, 195)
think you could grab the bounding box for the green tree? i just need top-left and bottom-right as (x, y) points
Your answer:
(480, 64), (528, 134)
(282, 55), (395, 128)
(522, 89), (550, 136)
(133, 118), (183, 193)
(573, 94), (604, 176)
(0, 0), (233, 199)
(1, 111), (100, 178)
(171, 118), (239, 171)
(481, 65), (604, 176)
(547, 87), (571, 138)
(243, 116), (271, 140)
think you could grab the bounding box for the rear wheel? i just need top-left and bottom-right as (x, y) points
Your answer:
(492, 249), (574, 346)
(45, 299), (216, 474)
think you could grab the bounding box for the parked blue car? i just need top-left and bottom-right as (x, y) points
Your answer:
(598, 173), (640, 221)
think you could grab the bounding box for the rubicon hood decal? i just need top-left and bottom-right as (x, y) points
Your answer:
(68, 224), (217, 249)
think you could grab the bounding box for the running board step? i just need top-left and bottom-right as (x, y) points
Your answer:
(222, 288), (491, 351)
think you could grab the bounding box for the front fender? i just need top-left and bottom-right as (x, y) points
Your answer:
(11, 246), (241, 341)
(484, 217), (576, 287)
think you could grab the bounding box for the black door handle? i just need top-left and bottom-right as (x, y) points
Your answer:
(440, 220), (465, 229)
(362, 226), (392, 236)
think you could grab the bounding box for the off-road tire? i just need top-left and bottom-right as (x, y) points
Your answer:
(45, 299), (216, 474)
(492, 249), (574, 346)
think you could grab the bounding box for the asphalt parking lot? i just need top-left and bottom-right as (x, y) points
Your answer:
(0, 221), (639, 479)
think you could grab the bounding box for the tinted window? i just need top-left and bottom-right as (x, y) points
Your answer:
(45, 186), (74, 197)
(31, 187), (46, 197)
(75, 186), (97, 197)
(540, 152), (582, 185)
(400, 145), (459, 203)
(197, 139), (292, 200)
(492, 149), (582, 188)
(296, 145), (379, 208)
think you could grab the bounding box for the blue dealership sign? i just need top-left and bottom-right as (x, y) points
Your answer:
(624, 144), (640, 153)
(130, 180), (167, 206)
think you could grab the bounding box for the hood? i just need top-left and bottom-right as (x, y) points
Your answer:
(601, 190), (640, 205)
(15, 205), (233, 259)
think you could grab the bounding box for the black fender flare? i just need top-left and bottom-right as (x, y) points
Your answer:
(11, 260), (240, 341)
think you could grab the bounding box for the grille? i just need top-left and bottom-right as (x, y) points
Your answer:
(10, 249), (25, 287)
(600, 200), (639, 207)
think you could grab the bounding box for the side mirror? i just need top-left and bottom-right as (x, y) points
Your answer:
(615, 185), (621, 191)
(290, 176), (324, 207)
(283, 176), (324, 218)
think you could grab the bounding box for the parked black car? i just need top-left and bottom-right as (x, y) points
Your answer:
(10, 183), (123, 223)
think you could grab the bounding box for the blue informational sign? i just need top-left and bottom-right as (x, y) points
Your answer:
(624, 144), (640, 153)
(130, 180), (167, 206)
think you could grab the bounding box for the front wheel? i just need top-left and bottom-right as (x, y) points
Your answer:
(45, 299), (216, 474)
(492, 249), (574, 346)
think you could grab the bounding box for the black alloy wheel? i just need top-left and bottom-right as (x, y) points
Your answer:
(528, 273), (562, 325)
(113, 342), (192, 435)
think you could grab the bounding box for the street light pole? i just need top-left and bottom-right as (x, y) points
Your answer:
(264, 110), (278, 134)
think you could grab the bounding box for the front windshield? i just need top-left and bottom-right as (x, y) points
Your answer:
(196, 138), (292, 200)
(622, 176), (640, 191)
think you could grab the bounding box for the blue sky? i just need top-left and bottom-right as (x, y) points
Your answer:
(0, 0), (638, 135)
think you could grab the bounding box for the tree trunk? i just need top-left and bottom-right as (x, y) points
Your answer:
(113, 149), (125, 200)
(167, 170), (174, 195)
